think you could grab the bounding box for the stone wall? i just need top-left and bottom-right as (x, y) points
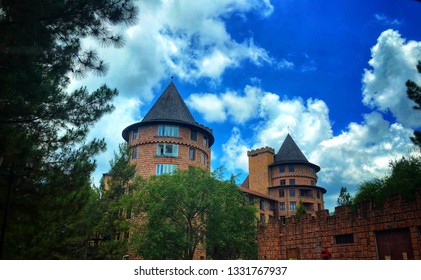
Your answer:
(258, 190), (421, 260)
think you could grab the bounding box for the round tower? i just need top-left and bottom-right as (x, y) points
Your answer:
(122, 82), (214, 177)
(268, 134), (326, 217)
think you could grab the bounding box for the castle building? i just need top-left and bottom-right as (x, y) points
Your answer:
(122, 81), (214, 176)
(120, 81), (213, 260)
(240, 134), (326, 223)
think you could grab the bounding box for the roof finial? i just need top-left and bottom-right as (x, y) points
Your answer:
(287, 126), (290, 135)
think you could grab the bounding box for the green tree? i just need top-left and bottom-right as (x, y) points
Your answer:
(406, 61), (421, 148)
(336, 186), (353, 206)
(130, 167), (257, 260)
(295, 200), (307, 219)
(353, 156), (421, 208)
(93, 143), (136, 259)
(0, 0), (138, 259)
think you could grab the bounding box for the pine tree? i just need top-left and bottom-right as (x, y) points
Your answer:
(337, 186), (353, 206)
(0, 0), (138, 259)
(406, 61), (421, 148)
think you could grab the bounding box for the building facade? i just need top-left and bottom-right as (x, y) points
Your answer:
(120, 81), (213, 260)
(122, 81), (214, 177)
(240, 134), (326, 223)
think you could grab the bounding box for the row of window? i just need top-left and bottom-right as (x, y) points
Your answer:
(279, 179), (316, 186)
(260, 200), (322, 212)
(279, 164), (315, 174)
(279, 188), (321, 199)
(131, 144), (208, 163)
(131, 125), (209, 147)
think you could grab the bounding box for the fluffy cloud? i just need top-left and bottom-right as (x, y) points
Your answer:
(88, 96), (141, 186)
(221, 127), (250, 173)
(207, 86), (333, 173)
(187, 85), (264, 123)
(311, 112), (415, 189)
(68, 0), (276, 185)
(362, 29), (421, 128)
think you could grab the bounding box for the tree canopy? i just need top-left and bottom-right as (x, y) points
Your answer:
(130, 167), (257, 260)
(406, 61), (421, 148)
(0, 0), (138, 259)
(353, 156), (421, 207)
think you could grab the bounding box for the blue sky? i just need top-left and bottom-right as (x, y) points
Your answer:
(69, 0), (421, 211)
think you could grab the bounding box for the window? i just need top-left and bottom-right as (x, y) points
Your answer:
(260, 199), (265, 210)
(190, 130), (197, 141)
(317, 191), (321, 199)
(279, 189), (285, 197)
(279, 165), (285, 173)
(289, 164), (295, 172)
(156, 143), (178, 157)
(203, 136), (208, 147)
(280, 202), (285, 211)
(299, 189), (313, 197)
(131, 146), (138, 159)
(260, 214), (265, 223)
(156, 164), (177, 175)
(200, 152), (207, 165)
(189, 147), (196, 160)
(290, 201), (297, 211)
(280, 179), (286, 186)
(269, 201), (275, 211)
(280, 216), (286, 225)
(334, 234), (354, 244)
(289, 179), (296, 185)
(158, 125), (179, 137)
(289, 188), (295, 197)
(318, 203), (322, 211)
(132, 129), (139, 141)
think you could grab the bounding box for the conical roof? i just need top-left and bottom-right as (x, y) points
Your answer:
(122, 82), (214, 145)
(141, 81), (197, 125)
(273, 134), (320, 172)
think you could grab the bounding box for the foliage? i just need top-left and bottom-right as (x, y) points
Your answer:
(336, 186), (353, 206)
(0, 0), (138, 259)
(353, 156), (421, 208)
(406, 61), (421, 148)
(130, 167), (257, 260)
(93, 143), (136, 259)
(295, 200), (307, 219)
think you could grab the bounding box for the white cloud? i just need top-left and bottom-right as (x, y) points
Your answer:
(67, 0), (277, 185)
(187, 85), (264, 124)
(362, 29), (421, 128)
(186, 93), (227, 122)
(311, 112), (415, 192)
(221, 127), (250, 173)
(203, 82), (417, 211)
(374, 14), (402, 26)
(88, 96), (141, 186)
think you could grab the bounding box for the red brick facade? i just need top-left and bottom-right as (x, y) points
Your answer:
(258, 190), (421, 260)
(128, 125), (211, 177)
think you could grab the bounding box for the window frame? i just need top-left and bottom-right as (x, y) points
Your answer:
(156, 164), (178, 175)
(190, 130), (197, 141)
(156, 143), (178, 157)
(158, 125), (179, 137)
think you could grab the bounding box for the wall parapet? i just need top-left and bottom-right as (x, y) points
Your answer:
(258, 189), (421, 260)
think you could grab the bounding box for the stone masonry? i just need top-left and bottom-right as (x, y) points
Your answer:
(258, 190), (421, 260)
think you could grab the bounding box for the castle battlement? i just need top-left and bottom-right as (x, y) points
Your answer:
(247, 147), (275, 157)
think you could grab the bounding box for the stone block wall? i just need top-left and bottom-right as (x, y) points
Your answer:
(258, 190), (421, 260)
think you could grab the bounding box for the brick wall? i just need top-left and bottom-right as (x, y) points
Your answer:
(258, 190), (421, 260)
(247, 147), (274, 194)
(128, 124), (211, 177)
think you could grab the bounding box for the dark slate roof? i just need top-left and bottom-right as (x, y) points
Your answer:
(141, 81), (197, 125)
(122, 82), (214, 145)
(273, 134), (320, 172)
